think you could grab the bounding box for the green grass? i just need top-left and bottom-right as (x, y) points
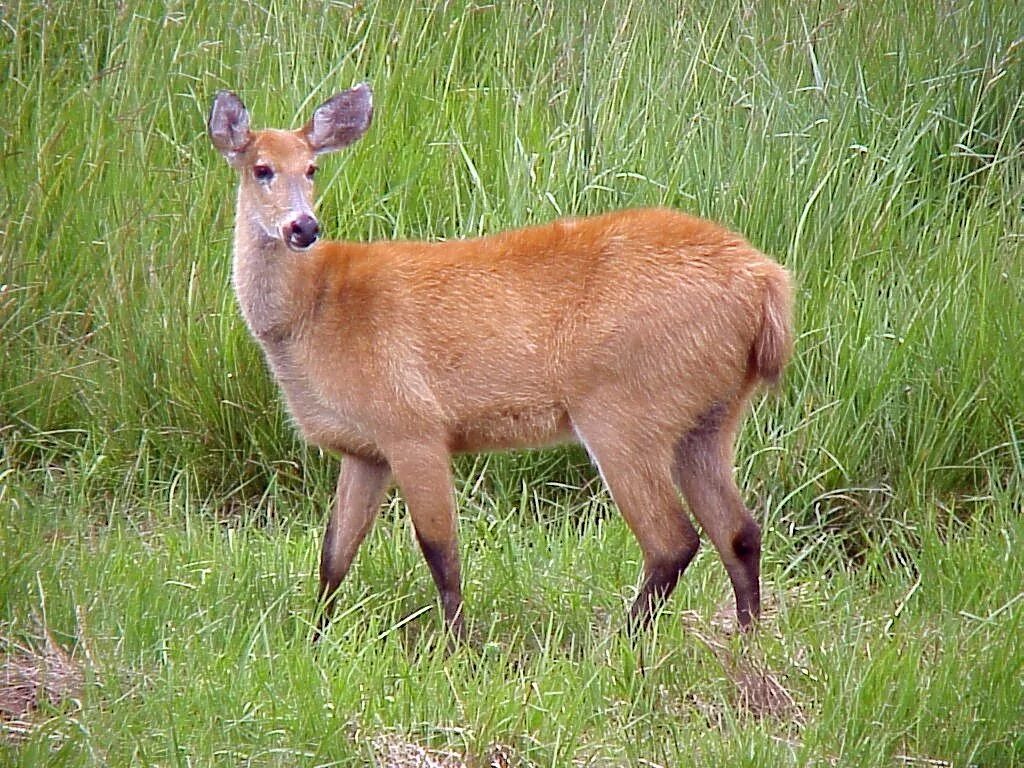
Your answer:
(2, 463), (1021, 765)
(2, 0), (1022, 765)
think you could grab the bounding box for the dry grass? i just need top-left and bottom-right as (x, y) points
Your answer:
(370, 734), (466, 768)
(369, 732), (517, 768)
(680, 588), (805, 724)
(0, 626), (84, 743)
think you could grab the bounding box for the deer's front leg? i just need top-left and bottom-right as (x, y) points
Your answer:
(387, 444), (464, 640)
(316, 454), (391, 640)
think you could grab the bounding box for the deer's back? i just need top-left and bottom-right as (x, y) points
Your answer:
(284, 208), (782, 453)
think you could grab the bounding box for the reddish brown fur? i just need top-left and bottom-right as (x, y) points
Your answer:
(208, 86), (794, 640)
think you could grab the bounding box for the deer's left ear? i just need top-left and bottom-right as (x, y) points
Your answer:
(208, 90), (252, 162)
(303, 83), (373, 155)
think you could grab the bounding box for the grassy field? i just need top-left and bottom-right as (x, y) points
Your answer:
(2, 0), (1022, 765)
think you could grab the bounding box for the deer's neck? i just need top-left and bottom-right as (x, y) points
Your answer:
(231, 192), (309, 345)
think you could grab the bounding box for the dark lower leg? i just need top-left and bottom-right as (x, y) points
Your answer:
(417, 534), (465, 638)
(726, 519), (761, 628)
(627, 545), (698, 635)
(316, 525), (354, 640)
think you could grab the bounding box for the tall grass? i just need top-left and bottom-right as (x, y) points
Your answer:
(3, 1), (1021, 519)
(1, 0), (1022, 764)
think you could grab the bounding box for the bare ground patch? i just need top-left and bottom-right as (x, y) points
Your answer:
(679, 586), (807, 725)
(1, 625), (84, 743)
(367, 731), (517, 768)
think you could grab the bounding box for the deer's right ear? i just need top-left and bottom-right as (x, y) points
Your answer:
(208, 91), (251, 162)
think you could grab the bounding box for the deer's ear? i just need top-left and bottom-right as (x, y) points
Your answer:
(302, 83), (373, 155)
(208, 91), (251, 162)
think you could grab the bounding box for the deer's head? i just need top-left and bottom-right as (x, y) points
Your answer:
(208, 84), (373, 252)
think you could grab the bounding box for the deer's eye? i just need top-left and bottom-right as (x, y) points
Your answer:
(306, 165), (317, 179)
(253, 164), (274, 182)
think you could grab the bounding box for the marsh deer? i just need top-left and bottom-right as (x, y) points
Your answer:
(208, 83), (794, 641)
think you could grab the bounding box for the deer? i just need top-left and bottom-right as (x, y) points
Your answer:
(207, 83), (794, 643)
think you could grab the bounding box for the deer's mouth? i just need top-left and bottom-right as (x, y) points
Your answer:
(285, 234), (317, 252)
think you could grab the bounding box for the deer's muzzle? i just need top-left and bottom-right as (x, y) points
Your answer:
(286, 215), (319, 251)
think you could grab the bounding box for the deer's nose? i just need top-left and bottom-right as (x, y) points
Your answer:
(286, 215), (319, 250)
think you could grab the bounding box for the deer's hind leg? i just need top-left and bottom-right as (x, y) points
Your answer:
(572, 415), (700, 634)
(673, 401), (762, 629)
